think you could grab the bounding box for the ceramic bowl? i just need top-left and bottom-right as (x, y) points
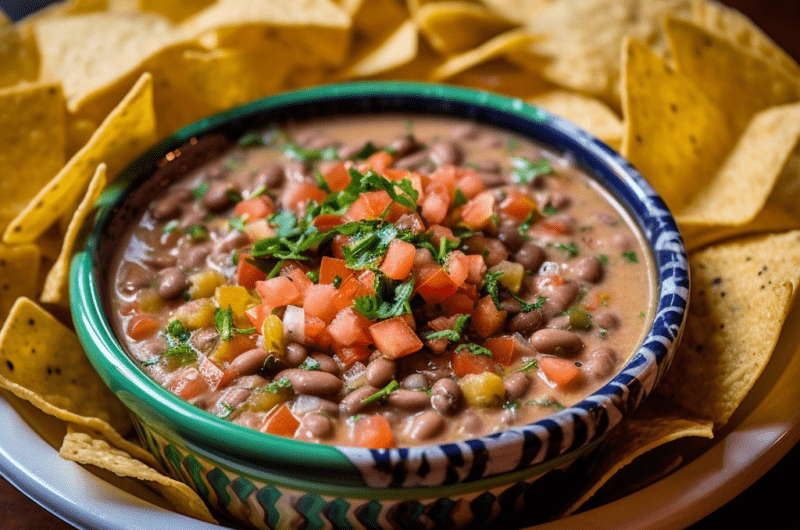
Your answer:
(70, 81), (689, 529)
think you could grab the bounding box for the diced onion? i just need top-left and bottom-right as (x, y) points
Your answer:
(283, 305), (305, 344)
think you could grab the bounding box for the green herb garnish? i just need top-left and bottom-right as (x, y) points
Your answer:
(360, 380), (399, 406)
(455, 343), (493, 357)
(214, 307), (256, 341)
(623, 251), (639, 263)
(422, 314), (471, 342)
(510, 157), (553, 184)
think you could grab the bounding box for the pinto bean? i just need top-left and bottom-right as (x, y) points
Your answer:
(484, 238), (510, 267)
(514, 242), (546, 271)
(156, 266), (187, 299)
(475, 159), (501, 173)
(203, 181), (235, 211)
(498, 220), (525, 252)
(582, 346), (619, 380)
(283, 342), (308, 367)
(229, 348), (271, 376)
(387, 389), (430, 411)
(449, 122), (479, 141)
(191, 328), (219, 353)
(539, 279), (580, 317)
(405, 411), (444, 441)
(529, 329), (584, 356)
(283, 369), (343, 397)
(572, 255), (603, 283)
(503, 372), (530, 401)
(254, 161), (285, 189)
(545, 315), (571, 329)
(220, 387), (251, 409)
(430, 378), (462, 415)
(365, 357), (396, 388)
(118, 264), (153, 295)
(387, 136), (417, 158)
(341, 385), (379, 415)
(310, 353), (340, 374)
(593, 309), (621, 330)
(178, 243), (210, 269)
(298, 412), (334, 439)
(507, 310), (543, 335)
(402, 373), (428, 390)
(393, 149), (430, 170)
(429, 140), (463, 166)
(213, 229), (249, 254)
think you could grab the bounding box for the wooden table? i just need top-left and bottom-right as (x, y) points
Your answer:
(0, 0), (798, 529)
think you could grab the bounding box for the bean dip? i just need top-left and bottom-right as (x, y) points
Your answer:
(108, 114), (654, 448)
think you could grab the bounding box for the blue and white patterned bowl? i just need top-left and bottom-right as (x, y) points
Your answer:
(70, 82), (689, 529)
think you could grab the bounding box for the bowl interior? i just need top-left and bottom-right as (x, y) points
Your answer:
(70, 81), (689, 488)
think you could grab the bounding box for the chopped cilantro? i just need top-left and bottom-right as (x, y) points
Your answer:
(217, 403), (235, 419)
(554, 242), (579, 258)
(422, 314), (471, 342)
(510, 157), (553, 184)
(332, 275), (342, 288)
(229, 216), (246, 232)
(455, 343), (493, 357)
(237, 132), (267, 148)
(527, 397), (565, 410)
(483, 271), (546, 313)
(514, 360), (538, 372)
(214, 307), (256, 341)
(163, 219), (179, 233)
(597, 254), (609, 265)
(283, 143), (339, 163)
(353, 276), (415, 319)
(453, 188), (468, 207)
(542, 203), (559, 216)
(185, 224), (208, 242)
(264, 377), (292, 393)
(306, 270), (320, 283)
(192, 181), (209, 199)
(226, 188), (244, 203)
(360, 380), (399, 406)
(298, 357), (321, 371)
(623, 251), (639, 263)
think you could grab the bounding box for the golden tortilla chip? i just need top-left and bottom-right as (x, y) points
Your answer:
(563, 394), (713, 516)
(3, 73), (156, 245)
(0, 82), (66, 232)
(691, 0), (800, 79)
(416, 1), (517, 55)
(0, 297), (158, 467)
(139, 0), (216, 24)
(60, 427), (217, 524)
(621, 38), (735, 213)
(0, 12), (39, 88)
(0, 244), (40, 322)
(33, 12), (177, 110)
(666, 16), (800, 137)
(676, 102), (800, 227)
(40, 163), (107, 305)
(529, 90), (623, 150)
(448, 58), (554, 99)
(515, 0), (691, 106)
(657, 230), (800, 427)
(178, 0), (352, 68)
(368, 36), (445, 82)
(343, 19), (419, 78)
(431, 28), (539, 80)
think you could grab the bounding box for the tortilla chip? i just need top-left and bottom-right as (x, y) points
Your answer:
(0, 12), (39, 88)
(343, 19), (419, 78)
(3, 73), (156, 245)
(40, 163), (107, 305)
(139, 0), (216, 24)
(431, 28), (540, 80)
(33, 12), (177, 110)
(676, 102), (800, 227)
(621, 38), (735, 213)
(0, 297), (160, 468)
(657, 230), (800, 427)
(529, 90), (623, 150)
(178, 0), (352, 68)
(416, 1), (517, 55)
(691, 0), (800, 79)
(0, 82), (66, 232)
(60, 427), (217, 524)
(563, 394), (713, 516)
(666, 16), (800, 137)
(0, 244), (40, 322)
(515, 0), (691, 106)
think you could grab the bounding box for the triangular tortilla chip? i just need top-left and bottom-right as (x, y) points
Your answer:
(657, 230), (800, 427)
(416, 1), (517, 55)
(40, 163), (107, 305)
(0, 244), (40, 322)
(431, 28), (539, 80)
(529, 90), (623, 150)
(3, 73), (156, 244)
(344, 19), (419, 78)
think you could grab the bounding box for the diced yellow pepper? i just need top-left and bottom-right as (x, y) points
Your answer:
(173, 298), (216, 330)
(240, 384), (291, 414)
(459, 372), (506, 408)
(187, 270), (226, 300)
(488, 261), (525, 294)
(262, 314), (286, 357)
(215, 285), (254, 328)
(137, 288), (164, 313)
(209, 333), (255, 364)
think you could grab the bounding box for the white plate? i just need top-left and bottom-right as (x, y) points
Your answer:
(2, 298), (799, 530)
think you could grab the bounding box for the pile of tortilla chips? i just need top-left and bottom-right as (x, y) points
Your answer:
(1, 0), (799, 525)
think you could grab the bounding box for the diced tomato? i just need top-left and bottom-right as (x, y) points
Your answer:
(327, 307), (374, 346)
(255, 275), (302, 310)
(286, 267), (314, 296)
(332, 343), (372, 368)
(382, 168), (410, 181)
(472, 295), (507, 338)
(350, 414), (395, 449)
(416, 268), (458, 304)
(464, 254), (487, 284)
(427, 224), (457, 248)
(365, 151), (394, 173)
(261, 403), (300, 437)
(420, 181), (450, 226)
(444, 250), (469, 286)
(499, 191), (537, 223)
(303, 284), (340, 323)
(304, 314), (327, 338)
(167, 368), (210, 401)
(539, 357), (582, 387)
(346, 190), (393, 221)
(235, 195), (275, 221)
(455, 169), (485, 200)
(451, 350), (495, 378)
(322, 162), (352, 192)
(369, 317), (424, 359)
(312, 213), (345, 232)
(319, 256), (353, 285)
(483, 337), (516, 366)
(236, 253), (267, 289)
(428, 165), (458, 200)
(460, 191), (496, 230)
(537, 219), (570, 236)
(330, 234), (350, 260)
(439, 293), (476, 315)
(245, 302), (272, 331)
(198, 357), (237, 391)
(283, 182), (328, 212)
(243, 218), (274, 241)
(379, 239), (416, 280)
(125, 314), (161, 341)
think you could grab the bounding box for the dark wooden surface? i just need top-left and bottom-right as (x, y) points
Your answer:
(1, 1), (799, 529)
